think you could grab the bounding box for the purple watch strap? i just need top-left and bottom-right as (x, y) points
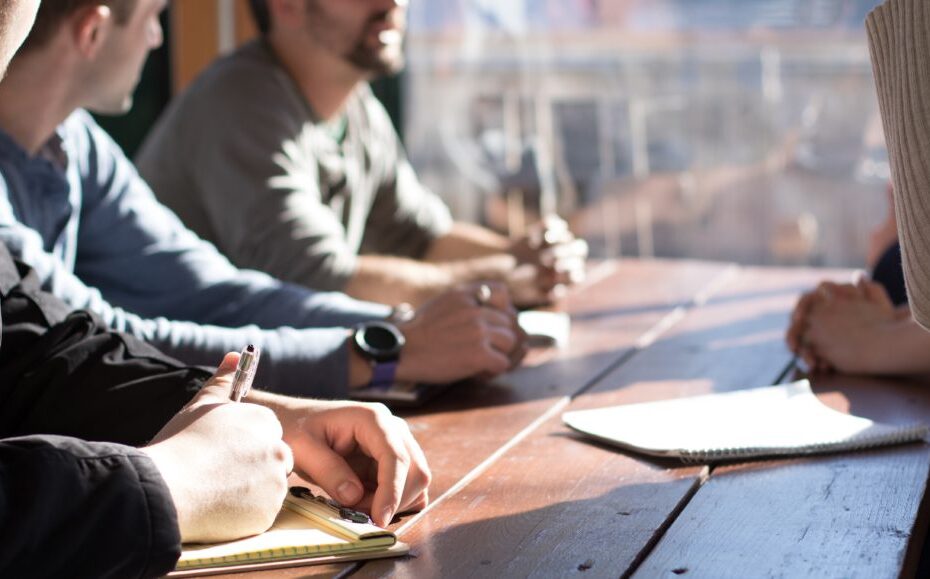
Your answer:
(370, 360), (399, 388)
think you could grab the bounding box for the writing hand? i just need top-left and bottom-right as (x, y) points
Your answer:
(142, 352), (293, 543)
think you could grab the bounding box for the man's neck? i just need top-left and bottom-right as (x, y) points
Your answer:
(0, 50), (80, 156)
(266, 33), (365, 122)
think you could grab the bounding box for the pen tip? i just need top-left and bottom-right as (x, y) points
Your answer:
(246, 344), (255, 353)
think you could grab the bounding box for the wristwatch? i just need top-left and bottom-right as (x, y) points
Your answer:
(352, 320), (406, 388)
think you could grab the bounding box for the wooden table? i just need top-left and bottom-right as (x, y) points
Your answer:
(228, 259), (930, 579)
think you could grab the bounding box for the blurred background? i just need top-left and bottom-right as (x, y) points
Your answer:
(112, 0), (889, 269)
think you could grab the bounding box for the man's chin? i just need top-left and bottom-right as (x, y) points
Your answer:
(349, 48), (405, 78)
(362, 59), (405, 79)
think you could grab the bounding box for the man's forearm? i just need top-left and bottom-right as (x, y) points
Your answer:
(345, 255), (453, 306)
(424, 222), (512, 262)
(345, 253), (515, 306)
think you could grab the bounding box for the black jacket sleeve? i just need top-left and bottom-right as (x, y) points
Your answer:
(0, 247), (211, 446)
(0, 435), (181, 578)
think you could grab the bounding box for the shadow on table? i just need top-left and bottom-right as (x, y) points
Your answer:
(365, 481), (699, 579)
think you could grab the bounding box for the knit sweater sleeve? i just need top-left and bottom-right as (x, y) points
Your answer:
(867, 0), (930, 330)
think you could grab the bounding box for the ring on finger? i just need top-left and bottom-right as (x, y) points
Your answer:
(475, 283), (492, 307)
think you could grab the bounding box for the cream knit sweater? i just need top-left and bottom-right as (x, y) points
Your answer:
(867, 0), (930, 330)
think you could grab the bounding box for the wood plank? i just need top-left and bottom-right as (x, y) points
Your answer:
(397, 259), (730, 502)
(633, 373), (930, 579)
(353, 265), (846, 578)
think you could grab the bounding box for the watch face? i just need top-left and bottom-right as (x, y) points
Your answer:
(367, 325), (398, 349)
(355, 321), (405, 362)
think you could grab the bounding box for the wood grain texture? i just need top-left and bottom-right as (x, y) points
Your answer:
(634, 448), (930, 579)
(633, 374), (930, 579)
(354, 265), (844, 578)
(398, 260), (730, 502)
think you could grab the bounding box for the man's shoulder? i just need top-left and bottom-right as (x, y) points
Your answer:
(155, 40), (301, 142)
(183, 40), (287, 105)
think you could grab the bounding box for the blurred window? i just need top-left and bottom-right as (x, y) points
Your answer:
(404, 0), (887, 266)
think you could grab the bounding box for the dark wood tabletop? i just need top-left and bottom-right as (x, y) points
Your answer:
(214, 259), (930, 579)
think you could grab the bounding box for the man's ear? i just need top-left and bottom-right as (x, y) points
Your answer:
(71, 5), (113, 58)
(267, 0), (306, 32)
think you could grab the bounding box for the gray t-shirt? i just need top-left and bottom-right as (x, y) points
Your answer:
(136, 40), (452, 292)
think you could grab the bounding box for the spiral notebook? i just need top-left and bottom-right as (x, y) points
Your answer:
(562, 380), (929, 462)
(169, 487), (408, 577)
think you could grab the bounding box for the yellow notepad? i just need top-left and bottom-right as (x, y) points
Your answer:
(170, 488), (408, 576)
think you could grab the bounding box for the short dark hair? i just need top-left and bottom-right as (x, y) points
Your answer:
(248, 0), (270, 35)
(21, 0), (139, 51)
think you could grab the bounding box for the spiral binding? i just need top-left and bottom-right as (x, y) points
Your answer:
(677, 423), (929, 464)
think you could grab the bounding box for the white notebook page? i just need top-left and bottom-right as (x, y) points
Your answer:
(562, 380), (928, 461)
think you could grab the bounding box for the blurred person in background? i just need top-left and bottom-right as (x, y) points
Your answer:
(137, 0), (588, 309)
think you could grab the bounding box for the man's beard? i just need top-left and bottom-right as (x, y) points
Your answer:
(304, 0), (406, 78)
(346, 39), (405, 78)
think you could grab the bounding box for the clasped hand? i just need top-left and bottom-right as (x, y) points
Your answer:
(786, 277), (904, 373)
(508, 216), (588, 307)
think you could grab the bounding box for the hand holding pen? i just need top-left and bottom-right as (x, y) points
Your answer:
(230, 344), (261, 402)
(142, 349), (291, 542)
